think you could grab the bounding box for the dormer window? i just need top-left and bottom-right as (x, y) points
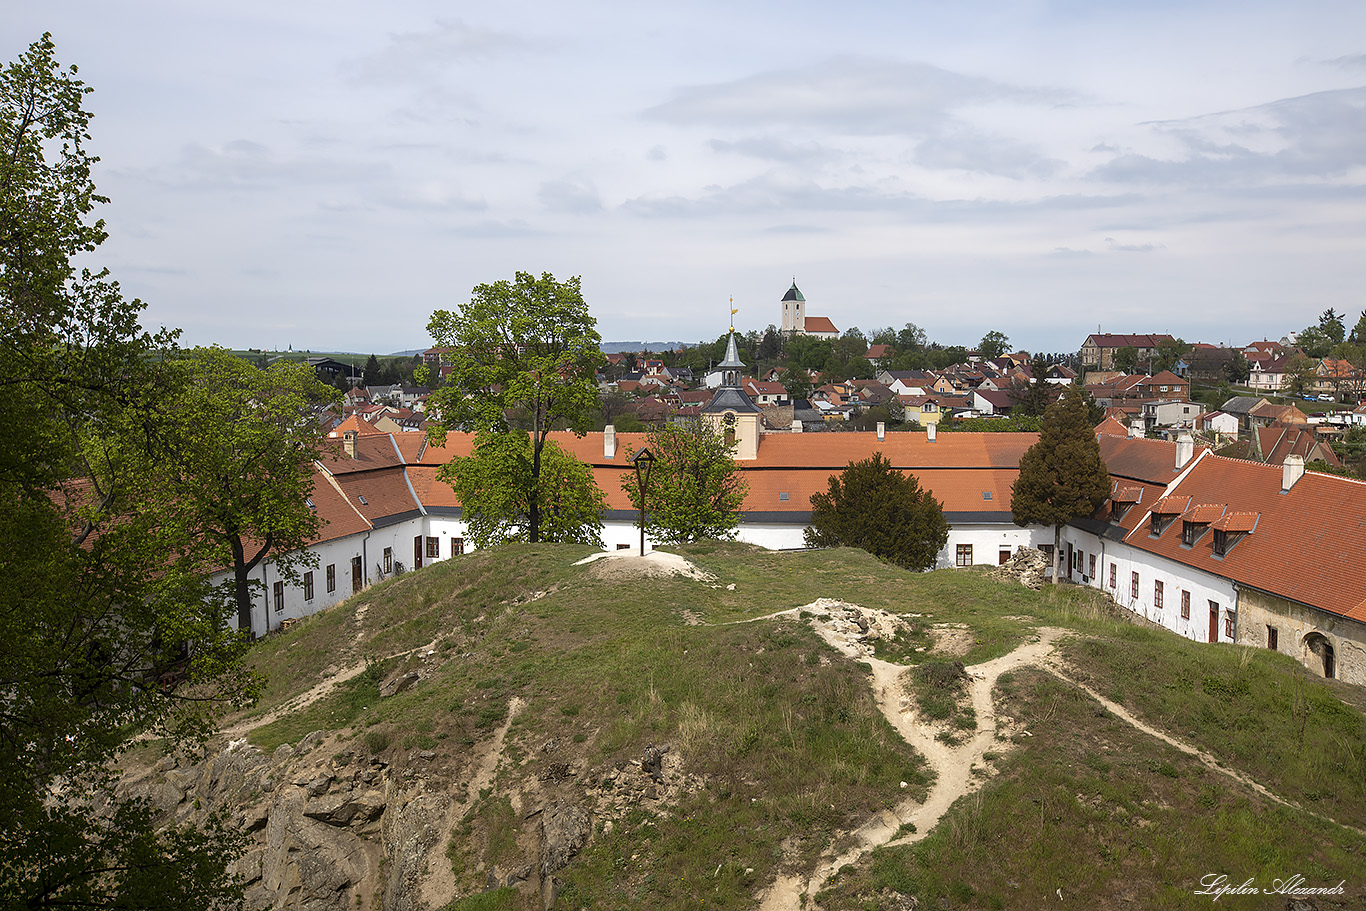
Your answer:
(1212, 529), (1229, 556)
(1210, 512), (1258, 557)
(1150, 513), (1177, 536)
(1148, 495), (1191, 537)
(1179, 504), (1224, 547)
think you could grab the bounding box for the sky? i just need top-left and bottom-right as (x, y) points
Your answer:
(8, 1), (1366, 356)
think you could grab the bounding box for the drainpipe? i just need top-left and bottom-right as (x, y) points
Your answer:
(362, 531), (371, 589)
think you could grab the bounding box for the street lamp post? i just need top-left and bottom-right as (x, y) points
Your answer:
(630, 448), (656, 556)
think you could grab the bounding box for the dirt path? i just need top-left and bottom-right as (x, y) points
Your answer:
(759, 613), (1066, 911)
(1042, 663), (1366, 838)
(218, 635), (442, 741)
(421, 696), (526, 909)
(758, 603), (1362, 910)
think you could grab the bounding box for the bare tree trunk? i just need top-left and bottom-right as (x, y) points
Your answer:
(1052, 523), (1063, 586)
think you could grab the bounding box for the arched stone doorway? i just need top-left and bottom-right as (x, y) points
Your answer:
(1304, 632), (1336, 680)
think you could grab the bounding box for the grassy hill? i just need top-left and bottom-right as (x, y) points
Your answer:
(205, 542), (1366, 910)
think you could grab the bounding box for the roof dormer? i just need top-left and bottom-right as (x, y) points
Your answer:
(1148, 495), (1191, 537)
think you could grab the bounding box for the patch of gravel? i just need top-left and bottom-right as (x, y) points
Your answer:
(573, 550), (717, 582)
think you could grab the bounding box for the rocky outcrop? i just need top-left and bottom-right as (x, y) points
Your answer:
(119, 734), (409, 911)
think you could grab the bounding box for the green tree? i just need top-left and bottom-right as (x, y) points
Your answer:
(1113, 346), (1138, 373)
(757, 325), (781, 361)
(446, 432), (605, 549)
(897, 322), (927, 352)
(154, 347), (340, 634)
(780, 366), (813, 402)
(362, 352), (382, 385)
(427, 271), (604, 543)
(805, 452), (949, 571)
(979, 330), (1011, 361)
(1, 35), (252, 909)
(1320, 308), (1345, 345)
(1152, 338), (1190, 374)
(1350, 311), (1366, 345)
(1223, 349), (1251, 384)
(622, 423), (748, 544)
(1280, 352), (1318, 398)
(1010, 385), (1112, 584)
(1009, 355), (1054, 417)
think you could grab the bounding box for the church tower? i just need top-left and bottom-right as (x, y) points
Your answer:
(701, 330), (762, 460)
(780, 280), (805, 334)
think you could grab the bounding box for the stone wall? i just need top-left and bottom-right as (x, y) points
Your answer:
(1235, 588), (1366, 685)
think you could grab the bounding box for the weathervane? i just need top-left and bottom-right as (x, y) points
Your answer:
(730, 296), (738, 333)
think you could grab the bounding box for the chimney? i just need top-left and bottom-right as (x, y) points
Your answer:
(343, 429), (356, 459)
(1129, 418), (1144, 439)
(877, 421), (885, 442)
(927, 422), (937, 442)
(1282, 454), (1305, 491)
(1176, 432), (1194, 470)
(605, 424), (617, 459)
(790, 420), (803, 433)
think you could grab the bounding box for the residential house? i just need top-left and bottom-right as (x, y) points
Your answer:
(1194, 411), (1239, 441)
(1247, 353), (1296, 393)
(971, 389), (1018, 416)
(1247, 401), (1309, 429)
(1253, 426), (1341, 468)
(1080, 333), (1176, 370)
(1218, 396), (1269, 432)
(1142, 399), (1202, 434)
(742, 378), (789, 406)
(1181, 347), (1237, 383)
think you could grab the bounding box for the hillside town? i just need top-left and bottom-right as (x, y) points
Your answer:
(222, 285), (1366, 694)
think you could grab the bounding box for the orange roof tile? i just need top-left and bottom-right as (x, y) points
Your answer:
(1211, 511), (1259, 533)
(1123, 454), (1366, 616)
(1181, 504), (1226, 524)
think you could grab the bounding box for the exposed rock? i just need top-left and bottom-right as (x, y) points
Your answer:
(379, 777), (449, 911)
(304, 773), (334, 797)
(380, 671), (421, 698)
(641, 744), (667, 783)
(304, 789), (387, 827)
(540, 804), (591, 877)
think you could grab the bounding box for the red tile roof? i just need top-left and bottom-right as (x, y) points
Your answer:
(1181, 504), (1226, 524)
(416, 430), (1035, 518)
(1123, 453), (1366, 616)
(803, 316), (839, 334)
(1150, 495), (1191, 515)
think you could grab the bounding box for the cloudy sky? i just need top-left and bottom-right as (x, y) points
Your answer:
(9, 1), (1366, 355)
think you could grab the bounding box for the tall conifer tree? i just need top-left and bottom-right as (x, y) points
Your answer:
(1011, 385), (1111, 583)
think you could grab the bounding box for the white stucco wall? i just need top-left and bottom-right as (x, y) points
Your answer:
(1059, 526), (1238, 644)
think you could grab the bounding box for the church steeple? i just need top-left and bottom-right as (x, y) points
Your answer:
(702, 327), (762, 459)
(780, 279), (805, 333)
(717, 329), (745, 389)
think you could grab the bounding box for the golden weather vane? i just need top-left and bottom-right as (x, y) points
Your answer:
(730, 296), (738, 333)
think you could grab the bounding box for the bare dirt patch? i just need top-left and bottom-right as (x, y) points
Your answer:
(928, 622), (974, 657)
(573, 550), (717, 582)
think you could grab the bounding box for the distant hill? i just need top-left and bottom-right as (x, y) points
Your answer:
(601, 340), (690, 354)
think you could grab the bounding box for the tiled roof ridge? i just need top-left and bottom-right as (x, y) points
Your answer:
(1203, 451), (1366, 487)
